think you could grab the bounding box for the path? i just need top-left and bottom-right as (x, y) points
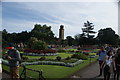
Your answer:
(70, 61), (115, 80)
(2, 72), (10, 79)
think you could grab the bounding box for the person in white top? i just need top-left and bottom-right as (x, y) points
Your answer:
(101, 50), (116, 80)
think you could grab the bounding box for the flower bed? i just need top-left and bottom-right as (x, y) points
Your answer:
(24, 48), (57, 54)
(21, 53), (58, 56)
(2, 59), (83, 67)
(89, 53), (97, 58)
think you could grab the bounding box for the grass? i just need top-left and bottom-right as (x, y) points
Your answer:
(65, 49), (78, 51)
(2, 56), (98, 80)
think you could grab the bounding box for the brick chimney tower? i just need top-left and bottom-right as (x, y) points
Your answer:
(59, 25), (64, 40)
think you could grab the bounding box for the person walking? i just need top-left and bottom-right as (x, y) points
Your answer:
(114, 48), (120, 80)
(101, 50), (116, 80)
(98, 46), (107, 76)
(5, 45), (21, 80)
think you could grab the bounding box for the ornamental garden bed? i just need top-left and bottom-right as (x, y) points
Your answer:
(24, 48), (57, 54)
(2, 57), (98, 79)
(2, 50), (98, 79)
(2, 55), (84, 67)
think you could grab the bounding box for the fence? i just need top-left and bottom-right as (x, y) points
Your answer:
(20, 65), (45, 80)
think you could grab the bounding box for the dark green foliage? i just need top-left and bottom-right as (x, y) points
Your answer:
(71, 54), (88, 60)
(56, 56), (61, 61)
(74, 21), (96, 45)
(22, 56), (29, 60)
(65, 56), (71, 60)
(2, 24), (57, 47)
(57, 49), (66, 53)
(32, 40), (47, 50)
(82, 21), (96, 38)
(66, 36), (75, 46)
(2, 23), (120, 46)
(39, 56), (46, 60)
(97, 28), (119, 45)
(28, 37), (47, 50)
(31, 24), (55, 44)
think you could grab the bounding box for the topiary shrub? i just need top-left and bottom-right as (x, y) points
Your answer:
(65, 56), (71, 60)
(56, 56), (61, 61)
(39, 56), (46, 60)
(57, 49), (66, 53)
(71, 54), (88, 60)
(22, 56), (29, 60)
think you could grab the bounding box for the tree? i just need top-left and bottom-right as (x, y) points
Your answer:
(97, 28), (119, 45)
(16, 31), (30, 43)
(82, 21), (96, 38)
(78, 21), (97, 45)
(31, 24), (55, 44)
(66, 36), (75, 46)
(2, 29), (14, 46)
(28, 37), (47, 50)
(74, 34), (88, 45)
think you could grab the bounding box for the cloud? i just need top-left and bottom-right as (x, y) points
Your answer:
(2, 0), (118, 2)
(2, 2), (118, 38)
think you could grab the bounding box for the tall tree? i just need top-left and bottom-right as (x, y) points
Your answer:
(66, 36), (75, 46)
(82, 21), (96, 38)
(97, 28), (119, 45)
(31, 24), (55, 44)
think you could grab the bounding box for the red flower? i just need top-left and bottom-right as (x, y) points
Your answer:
(5, 47), (12, 50)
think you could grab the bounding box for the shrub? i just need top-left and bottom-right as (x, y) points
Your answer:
(39, 56), (46, 60)
(32, 40), (47, 50)
(65, 56), (71, 60)
(89, 53), (96, 56)
(22, 56), (29, 60)
(28, 37), (47, 50)
(71, 54), (88, 60)
(57, 49), (66, 53)
(56, 56), (61, 61)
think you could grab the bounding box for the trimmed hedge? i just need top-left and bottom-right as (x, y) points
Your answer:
(21, 53), (58, 56)
(2, 59), (83, 67)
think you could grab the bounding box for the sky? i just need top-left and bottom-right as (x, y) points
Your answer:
(1, 0), (119, 38)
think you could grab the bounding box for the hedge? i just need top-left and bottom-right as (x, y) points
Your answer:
(2, 59), (83, 67)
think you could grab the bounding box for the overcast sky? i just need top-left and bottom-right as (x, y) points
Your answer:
(1, 0), (118, 38)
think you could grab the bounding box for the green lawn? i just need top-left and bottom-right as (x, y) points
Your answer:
(2, 56), (98, 80)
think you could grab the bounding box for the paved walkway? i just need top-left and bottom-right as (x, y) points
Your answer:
(2, 72), (10, 79)
(70, 61), (115, 80)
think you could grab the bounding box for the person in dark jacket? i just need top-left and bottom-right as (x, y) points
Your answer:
(115, 48), (120, 80)
(6, 45), (21, 80)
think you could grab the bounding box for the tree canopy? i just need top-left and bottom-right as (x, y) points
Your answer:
(2, 23), (120, 47)
(82, 21), (96, 38)
(97, 28), (119, 45)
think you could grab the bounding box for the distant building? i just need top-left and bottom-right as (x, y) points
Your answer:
(59, 25), (64, 40)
